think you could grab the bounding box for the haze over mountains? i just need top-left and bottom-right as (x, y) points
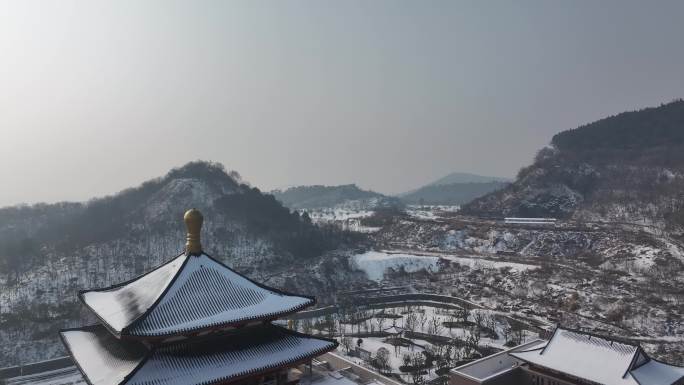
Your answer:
(398, 172), (510, 206)
(420, 172), (511, 186)
(2, 100), (684, 367)
(272, 172), (510, 209)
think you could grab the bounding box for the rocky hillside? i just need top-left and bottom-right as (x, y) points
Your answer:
(0, 161), (366, 366)
(373, 214), (684, 363)
(271, 184), (399, 210)
(462, 100), (684, 230)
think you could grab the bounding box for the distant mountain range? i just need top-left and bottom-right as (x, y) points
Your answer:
(270, 184), (399, 210)
(273, 173), (511, 209)
(424, 172), (511, 186)
(462, 99), (684, 227)
(399, 181), (509, 205)
(398, 172), (510, 205)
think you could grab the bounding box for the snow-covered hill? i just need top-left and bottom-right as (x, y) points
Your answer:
(0, 161), (365, 366)
(462, 100), (684, 230)
(271, 184), (399, 210)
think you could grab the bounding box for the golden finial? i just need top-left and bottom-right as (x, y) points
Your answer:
(184, 208), (203, 255)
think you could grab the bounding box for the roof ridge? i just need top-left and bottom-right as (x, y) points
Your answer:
(202, 252), (317, 301)
(79, 252), (189, 337)
(539, 325), (559, 355)
(120, 253), (193, 337)
(78, 252), (186, 295)
(122, 253), (315, 338)
(622, 347), (642, 379)
(556, 325), (641, 349)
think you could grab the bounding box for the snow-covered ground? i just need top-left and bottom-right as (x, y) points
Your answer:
(370, 214), (684, 364)
(439, 255), (538, 272)
(298, 304), (537, 383)
(350, 252), (439, 281)
(405, 205), (460, 220)
(307, 209), (375, 222)
(304, 208), (380, 233)
(350, 251), (538, 282)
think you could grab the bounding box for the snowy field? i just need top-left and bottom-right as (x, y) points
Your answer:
(305, 208), (380, 233)
(405, 205), (460, 220)
(307, 208), (375, 222)
(439, 255), (538, 272)
(351, 252), (440, 281)
(351, 251), (538, 282)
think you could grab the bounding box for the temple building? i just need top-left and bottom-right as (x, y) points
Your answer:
(60, 208), (337, 385)
(450, 327), (684, 385)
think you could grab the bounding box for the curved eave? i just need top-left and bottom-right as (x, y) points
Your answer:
(138, 327), (339, 385)
(119, 297), (316, 340)
(59, 325), (150, 385)
(182, 335), (338, 385)
(78, 251), (317, 340)
(77, 253), (190, 338)
(61, 324), (338, 385)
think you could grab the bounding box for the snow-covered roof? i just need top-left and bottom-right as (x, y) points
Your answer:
(60, 323), (337, 385)
(79, 253), (314, 337)
(451, 340), (546, 382)
(510, 328), (684, 385)
(631, 359), (684, 385)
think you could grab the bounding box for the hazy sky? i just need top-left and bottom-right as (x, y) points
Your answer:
(2, 1), (684, 206)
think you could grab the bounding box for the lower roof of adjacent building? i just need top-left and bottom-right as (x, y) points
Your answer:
(510, 328), (684, 385)
(451, 327), (684, 385)
(60, 323), (337, 385)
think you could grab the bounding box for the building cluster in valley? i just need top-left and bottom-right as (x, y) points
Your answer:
(1, 210), (682, 385)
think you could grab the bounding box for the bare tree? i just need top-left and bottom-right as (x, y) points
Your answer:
(503, 322), (512, 345)
(447, 311), (458, 331)
(325, 314), (337, 337)
(430, 316), (444, 336)
(473, 311), (485, 329)
(341, 336), (354, 353)
(459, 304), (471, 323)
(375, 315), (387, 331)
(468, 326), (481, 353)
(512, 323), (525, 345)
(375, 347), (391, 374)
(409, 353), (425, 384)
(418, 311), (428, 332)
(302, 319), (313, 335)
(405, 312), (418, 333)
(403, 353), (411, 368)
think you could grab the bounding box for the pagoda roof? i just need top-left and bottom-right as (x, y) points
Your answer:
(79, 253), (314, 338)
(60, 323), (337, 385)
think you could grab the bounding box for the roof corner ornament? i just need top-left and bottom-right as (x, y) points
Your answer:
(184, 208), (204, 255)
